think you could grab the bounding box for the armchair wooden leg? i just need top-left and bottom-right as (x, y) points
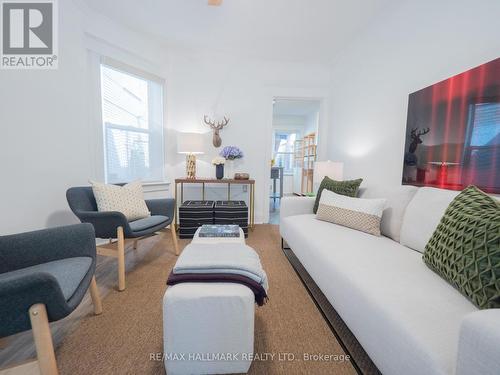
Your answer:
(133, 239), (138, 250)
(0, 337), (8, 350)
(0, 360), (39, 374)
(170, 224), (179, 256)
(117, 226), (126, 291)
(29, 304), (58, 375)
(89, 276), (102, 315)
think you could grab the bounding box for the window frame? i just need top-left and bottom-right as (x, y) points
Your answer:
(462, 97), (499, 165)
(99, 58), (166, 184)
(273, 129), (300, 175)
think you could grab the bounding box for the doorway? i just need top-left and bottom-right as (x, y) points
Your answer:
(269, 98), (320, 224)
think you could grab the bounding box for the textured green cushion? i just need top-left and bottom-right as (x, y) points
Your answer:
(423, 185), (500, 309)
(313, 177), (363, 214)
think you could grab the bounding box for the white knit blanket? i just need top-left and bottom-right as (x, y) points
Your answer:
(173, 243), (269, 291)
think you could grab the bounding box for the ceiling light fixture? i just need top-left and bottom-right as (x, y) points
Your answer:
(208, 0), (223, 6)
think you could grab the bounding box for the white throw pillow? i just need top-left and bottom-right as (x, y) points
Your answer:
(316, 189), (386, 236)
(90, 180), (150, 221)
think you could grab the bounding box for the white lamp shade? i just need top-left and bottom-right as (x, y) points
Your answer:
(313, 161), (344, 186)
(177, 132), (205, 154)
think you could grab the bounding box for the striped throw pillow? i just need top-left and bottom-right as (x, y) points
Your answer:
(316, 189), (386, 236)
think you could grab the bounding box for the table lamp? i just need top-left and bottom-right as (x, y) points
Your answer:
(313, 161), (344, 190)
(177, 132), (205, 179)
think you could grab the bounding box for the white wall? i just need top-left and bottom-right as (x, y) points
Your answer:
(11, 0), (495, 233)
(0, 1), (170, 234)
(327, 0), (500, 187)
(0, 1), (89, 234)
(166, 52), (331, 223)
(0, 0), (331, 234)
(304, 111), (319, 137)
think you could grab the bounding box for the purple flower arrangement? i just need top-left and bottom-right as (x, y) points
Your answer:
(220, 146), (244, 160)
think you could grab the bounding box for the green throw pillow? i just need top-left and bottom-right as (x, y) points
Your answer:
(313, 177), (363, 214)
(423, 185), (500, 309)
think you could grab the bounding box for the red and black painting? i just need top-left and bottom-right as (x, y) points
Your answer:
(402, 58), (500, 194)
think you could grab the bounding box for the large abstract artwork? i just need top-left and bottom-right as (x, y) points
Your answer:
(402, 58), (500, 194)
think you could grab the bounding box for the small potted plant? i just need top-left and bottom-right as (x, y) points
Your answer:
(212, 156), (226, 179)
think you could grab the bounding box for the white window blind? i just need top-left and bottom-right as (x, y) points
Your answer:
(469, 102), (500, 147)
(273, 131), (297, 174)
(100, 62), (165, 183)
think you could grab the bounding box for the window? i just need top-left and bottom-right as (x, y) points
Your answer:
(462, 101), (500, 190)
(463, 102), (500, 164)
(100, 62), (165, 183)
(273, 131), (297, 174)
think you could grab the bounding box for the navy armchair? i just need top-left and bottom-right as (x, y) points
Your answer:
(66, 186), (179, 291)
(0, 224), (102, 375)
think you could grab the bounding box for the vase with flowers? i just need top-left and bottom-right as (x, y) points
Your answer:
(220, 146), (244, 160)
(220, 146), (244, 179)
(211, 157), (226, 179)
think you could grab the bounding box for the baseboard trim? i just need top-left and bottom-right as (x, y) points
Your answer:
(281, 242), (381, 375)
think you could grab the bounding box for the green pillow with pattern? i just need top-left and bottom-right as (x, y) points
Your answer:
(423, 185), (500, 309)
(313, 177), (363, 214)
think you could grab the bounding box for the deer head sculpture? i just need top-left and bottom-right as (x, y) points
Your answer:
(204, 115), (229, 148)
(408, 127), (430, 154)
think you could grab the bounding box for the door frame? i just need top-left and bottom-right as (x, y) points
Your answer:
(263, 87), (330, 223)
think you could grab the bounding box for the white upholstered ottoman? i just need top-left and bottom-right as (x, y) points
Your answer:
(163, 283), (254, 374)
(163, 227), (255, 375)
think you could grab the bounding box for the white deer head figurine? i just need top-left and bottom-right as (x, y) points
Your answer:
(203, 115), (229, 148)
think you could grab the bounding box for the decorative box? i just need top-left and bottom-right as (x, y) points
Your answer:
(213, 201), (249, 237)
(234, 173), (250, 180)
(178, 201), (214, 239)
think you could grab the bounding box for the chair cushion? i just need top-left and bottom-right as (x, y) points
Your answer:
(0, 257), (92, 300)
(129, 215), (169, 232)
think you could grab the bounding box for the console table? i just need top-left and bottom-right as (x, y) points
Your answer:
(174, 178), (255, 230)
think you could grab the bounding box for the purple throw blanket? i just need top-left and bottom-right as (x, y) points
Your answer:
(167, 272), (268, 306)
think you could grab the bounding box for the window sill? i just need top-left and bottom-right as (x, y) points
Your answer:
(142, 181), (170, 193)
(142, 181), (170, 187)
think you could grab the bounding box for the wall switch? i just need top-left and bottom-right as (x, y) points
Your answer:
(242, 185), (247, 193)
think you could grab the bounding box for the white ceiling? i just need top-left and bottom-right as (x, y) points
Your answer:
(84, 0), (393, 63)
(273, 99), (320, 116)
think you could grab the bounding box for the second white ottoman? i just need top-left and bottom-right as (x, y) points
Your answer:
(163, 282), (254, 375)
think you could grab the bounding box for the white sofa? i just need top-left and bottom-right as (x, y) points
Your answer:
(280, 186), (500, 375)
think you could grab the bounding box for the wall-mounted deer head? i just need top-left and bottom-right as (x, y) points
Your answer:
(204, 115), (229, 148)
(408, 127), (430, 154)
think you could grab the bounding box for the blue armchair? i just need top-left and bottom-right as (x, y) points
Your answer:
(0, 224), (102, 375)
(66, 186), (179, 291)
